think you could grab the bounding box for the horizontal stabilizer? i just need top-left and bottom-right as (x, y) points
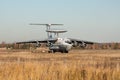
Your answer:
(30, 23), (63, 26)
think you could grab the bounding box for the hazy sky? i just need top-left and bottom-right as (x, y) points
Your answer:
(0, 0), (120, 43)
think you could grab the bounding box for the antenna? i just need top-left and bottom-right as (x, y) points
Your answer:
(46, 29), (67, 38)
(30, 23), (64, 43)
(30, 23), (64, 38)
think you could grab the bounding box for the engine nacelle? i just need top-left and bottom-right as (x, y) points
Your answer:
(79, 42), (86, 48)
(73, 41), (79, 47)
(46, 42), (53, 47)
(35, 41), (41, 47)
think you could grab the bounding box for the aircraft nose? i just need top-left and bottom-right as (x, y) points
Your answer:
(67, 44), (72, 51)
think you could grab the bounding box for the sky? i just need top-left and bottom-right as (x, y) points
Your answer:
(0, 0), (120, 43)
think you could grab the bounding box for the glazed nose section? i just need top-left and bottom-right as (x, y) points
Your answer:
(66, 44), (72, 51)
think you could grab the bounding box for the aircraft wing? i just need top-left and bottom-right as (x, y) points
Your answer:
(16, 38), (57, 44)
(68, 38), (94, 44)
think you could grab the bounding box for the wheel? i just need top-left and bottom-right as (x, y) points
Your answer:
(48, 50), (52, 53)
(48, 50), (54, 53)
(65, 50), (68, 53)
(61, 50), (68, 53)
(53, 50), (56, 53)
(61, 50), (64, 53)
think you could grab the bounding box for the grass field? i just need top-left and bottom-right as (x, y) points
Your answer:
(0, 48), (120, 80)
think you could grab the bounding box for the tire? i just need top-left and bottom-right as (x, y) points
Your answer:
(61, 50), (64, 53)
(53, 50), (56, 53)
(61, 50), (68, 53)
(48, 50), (51, 53)
(65, 50), (68, 53)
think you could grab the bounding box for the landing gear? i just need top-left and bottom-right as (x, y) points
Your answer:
(48, 49), (68, 53)
(48, 50), (55, 53)
(48, 50), (51, 53)
(65, 50), (68, 53)
(61, 50), (68, 53)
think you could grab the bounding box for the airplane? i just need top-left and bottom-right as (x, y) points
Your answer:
(16, 24), (94, 53)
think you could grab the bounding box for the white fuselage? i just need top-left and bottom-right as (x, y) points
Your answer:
(55, 38), (73, 51)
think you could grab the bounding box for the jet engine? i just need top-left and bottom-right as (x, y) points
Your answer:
(72, 41), (79, 47)
(46, 42), (53, 47)
(79, 42), (86, 48)
(35, 41), (41, 47)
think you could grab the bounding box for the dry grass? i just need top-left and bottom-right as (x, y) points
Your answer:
(0, 49), (120, 80)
